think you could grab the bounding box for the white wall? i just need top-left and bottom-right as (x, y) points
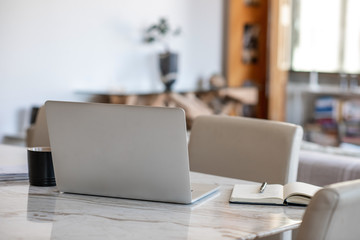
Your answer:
(0, 0), (223, 140)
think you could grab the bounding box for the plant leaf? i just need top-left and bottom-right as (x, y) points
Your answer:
(144, 36), (155, 43)
(146, 25), (157, 33)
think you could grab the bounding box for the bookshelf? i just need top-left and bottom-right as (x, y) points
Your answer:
(287, 83), (360, 147)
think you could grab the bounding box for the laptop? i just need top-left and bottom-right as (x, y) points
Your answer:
(45, 100), (219, 204)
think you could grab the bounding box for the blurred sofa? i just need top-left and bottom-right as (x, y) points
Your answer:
(298, 142), (360, 186)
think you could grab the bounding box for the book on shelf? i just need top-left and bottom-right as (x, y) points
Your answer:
(230, 182), (322, 206)
(341, 136), (360, 146)
(342, 99), (360, 122)
(340, 100), (360, 146)
(314, 96), (340, 122)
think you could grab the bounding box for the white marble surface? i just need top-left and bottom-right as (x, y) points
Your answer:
(0, 144), (305, 239)
(0, 173), (304, 240)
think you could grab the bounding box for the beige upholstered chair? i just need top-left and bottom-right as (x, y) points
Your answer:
(26, 106), (50, 147)
(296, 179), (360, 240)
(188, 115), (303, 185)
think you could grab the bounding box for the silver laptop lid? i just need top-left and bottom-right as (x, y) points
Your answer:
(45, 101), (192, 204)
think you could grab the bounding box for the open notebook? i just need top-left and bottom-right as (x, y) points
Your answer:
(230, 182), (322, 206)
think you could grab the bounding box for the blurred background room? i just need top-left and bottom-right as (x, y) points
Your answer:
(1, 0), (360, 151)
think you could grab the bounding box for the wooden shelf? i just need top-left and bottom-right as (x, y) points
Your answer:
(79, 87), (258, 129)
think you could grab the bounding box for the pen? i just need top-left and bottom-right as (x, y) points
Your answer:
(259, 182), (267, 193)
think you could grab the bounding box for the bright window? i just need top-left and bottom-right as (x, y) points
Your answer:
(291, 0), (360, 74)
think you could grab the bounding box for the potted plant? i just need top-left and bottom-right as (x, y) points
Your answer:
(144, 18), (181, 92)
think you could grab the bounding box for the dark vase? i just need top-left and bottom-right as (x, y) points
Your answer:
(159, 52), (178, 92)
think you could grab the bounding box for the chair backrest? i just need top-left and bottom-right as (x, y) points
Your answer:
(296, 179), (360, 240)
(26, 106), (50, 147)
(188, 115), (303, 184)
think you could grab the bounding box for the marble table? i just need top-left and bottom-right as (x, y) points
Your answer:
(0, 144), (305, 239)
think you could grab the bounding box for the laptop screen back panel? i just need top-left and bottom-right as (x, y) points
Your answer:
(45, 101), (192, 204)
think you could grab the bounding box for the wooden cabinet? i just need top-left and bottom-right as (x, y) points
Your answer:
(226, 0), (292, 121)
(226, 0), (269, 118)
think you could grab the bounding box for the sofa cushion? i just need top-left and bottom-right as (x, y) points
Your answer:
(298, 150), (360, 186)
